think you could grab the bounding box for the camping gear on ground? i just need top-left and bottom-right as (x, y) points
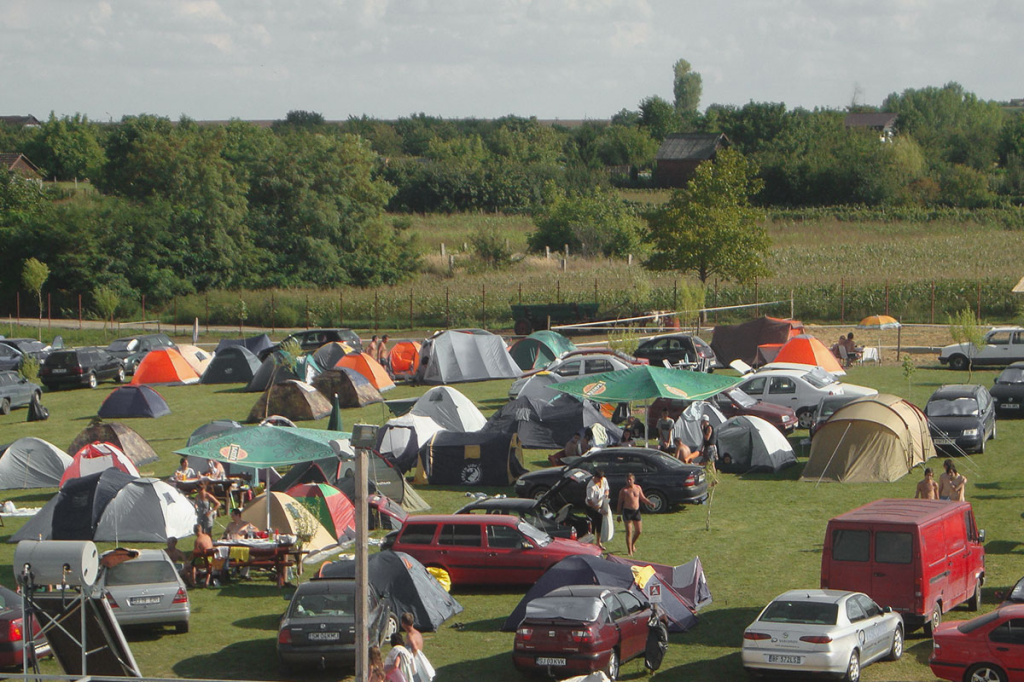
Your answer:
(801, 393), (934, 483)
(175, 344), (213, 375)
(97, 384), (171, 419)
(502, 555), (699, 633)
(671, 401), (727, 450)
(311, 341), (354, 371)
(377, 414), (446, 472)
(318, 551), (464, 631)
(0, 437), (72, 489)
(311, 367), (383, 408)
(416, 430), (526, 487)
(509, 330), (577, 371)
(60, 442), (140, 488)
(408, 386), (487, 432)
(201, 346), (262, 384)
(28, 391), (49, 421)
(335, 353), (395, 392)
(240, 491), (337, 553)
(68, 421), (160, 468)
(286, 483), (355, 542)
(389, 340), (421, 379)
(485, 393), (621, 450)
(247, 380), (332, 423)
(214, 333), (274, 357)
(129, 348), (200, 385)
(11, 469), (196, 543)
(245, 350), (307, 393)
(711, 316), (804, 366)
(715, 415), (796, 473)
(773, 334), (846, 376)
(416, 331), (522, 385)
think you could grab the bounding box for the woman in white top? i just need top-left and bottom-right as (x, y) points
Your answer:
(585, 470), (610, 550)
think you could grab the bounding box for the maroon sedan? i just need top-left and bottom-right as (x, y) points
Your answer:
(0, 586), (48, 669)
(381, 515), (601, 587)
(513, 585), (652, 680)
(930, 605), (1024, 682)
(647, 389), (797, 435)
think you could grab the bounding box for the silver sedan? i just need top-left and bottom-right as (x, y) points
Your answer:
(742, 589), (903, 682)
(98, 549), (190, 633)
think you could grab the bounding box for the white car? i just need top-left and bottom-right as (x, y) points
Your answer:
(507, 354), (631, 398)
(742, 589), (903, 682)
(939, 326), (1024, 370)
(737, 367), (876, 429)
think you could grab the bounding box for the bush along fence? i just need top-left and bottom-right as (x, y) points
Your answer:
(2, 276), (1019, 335)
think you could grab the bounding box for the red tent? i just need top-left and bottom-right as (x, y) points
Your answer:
(60, 442), (139, 488)
(286, 482), (356, 542)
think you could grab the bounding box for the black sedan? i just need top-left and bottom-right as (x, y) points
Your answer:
(456, 470), (593, 540)
(633, 334), (716, 371)
(514, 447), (708, 513)
(40, 348), (125, 390)
(0, 584), (49, 669)
(0, 371), (42, 415)
(277, 579), (395, 672)
(991, 362), (1024, 417)
(925, 384), (997, 455)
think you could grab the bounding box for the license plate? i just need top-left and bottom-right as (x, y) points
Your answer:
(51, 368), (67, 374)
(1004, 404), (1020, 409)
(934, 438), (955, 445)
(536, 657), (566, 666)
(307, 632), (340, 641)
(768, 654), (802, 664)
(128, 596), (161, 606)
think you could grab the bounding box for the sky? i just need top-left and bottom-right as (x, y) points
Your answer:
(3, 0), (1022, 123)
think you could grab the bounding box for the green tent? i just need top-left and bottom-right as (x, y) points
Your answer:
(553, 365), (741, 403)
(175, 426), (351, 469)
(509, 330), (577, 371)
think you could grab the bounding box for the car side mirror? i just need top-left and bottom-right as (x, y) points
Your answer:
(520, 541), (533, 550)
(979, 529), (986, 543)
(882, 606), (892, 614)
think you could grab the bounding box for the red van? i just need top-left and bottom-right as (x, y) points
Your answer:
(820, 499), (985, 635)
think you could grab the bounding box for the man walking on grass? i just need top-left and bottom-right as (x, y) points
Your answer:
(617, 473), (652, 557)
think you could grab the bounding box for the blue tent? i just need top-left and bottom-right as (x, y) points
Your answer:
(214, 333), (274, 357)
(502, 554), (698, 633)
(97, 385), (171, 419)
(201, 346), (262, 384)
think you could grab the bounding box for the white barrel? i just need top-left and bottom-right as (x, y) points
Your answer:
(13, 540), (100, 588)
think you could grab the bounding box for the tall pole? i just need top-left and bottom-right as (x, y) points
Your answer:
(354, 446), (369, 682)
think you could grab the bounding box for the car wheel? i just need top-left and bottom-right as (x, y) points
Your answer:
(843, 650), (860, 682)
(87, 372), (97, 389)
(645, 489), (668, 514)
(949, 354), (970, 371)
(603, 649), (619, 681)
(979, 436), (986, 455)
(530, 485), (551, 502)
(382, 612), (399, 645)
(0, 398), (9, 416)
(968, 582), (982, 612)
(991, 420), (997, 440)
(796, 408), (814, 430)
(966, 663), (1007, 682)
(33, 390), (42, 403)
(886, 626), (903, 661)
(115, 366), (126, 383)
(175, 621), (189, 634)
(924, 604), (942, 637)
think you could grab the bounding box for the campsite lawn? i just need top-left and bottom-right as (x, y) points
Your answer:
(0, 358), (1019, 681)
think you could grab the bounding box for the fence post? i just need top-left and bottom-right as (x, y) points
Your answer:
(440, 243), (446, 257)
(16, 292), (19, 325)
(339, 290), (344, 327)
(205, 293), (209, 334)
(754, 278), (759, 319)
(545, 246), (550, 260)
(977, 281), (982, 321)
(305, 294), (310, 329)
(47, 293), (51, 329)
(482, 284), (486, 330)
(271, 292), (276, 334)
(884, 282), (889, 317)
(445, 287), (450, 329)
(564, 244), (569, 259)
(557, 280), (561, 304)
(518, 283), (522, 305)
(714, 278), (718, 323)
(409, 291), (413, 330)
(142, 294), (146, 327)
(930, 281), (935, 324)
(673, 280), (678, 310)
(79, 294), (83, 330)
(173, 298), (177, 335)
(374, 290), (379, 331)
(560, 258), (567, 272)
(840, 277), (845, 325)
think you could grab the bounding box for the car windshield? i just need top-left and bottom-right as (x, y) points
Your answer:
(292, 592), (354, 617)
(957, 610), (1002, 634)
(996, 368), (1024, 384)
(726, 389), (756, 408)
(803, 368), (836, 389)
(105, 559), (179, 586)
(525, 596), (604, 623)
(649, 451), (687, 470)
(518, 520), (552, 547)
(760, 600), (838, 625)
(926, 397), (980, 417)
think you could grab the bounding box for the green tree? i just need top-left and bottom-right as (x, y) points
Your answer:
(948, 307), (983, 380)
(638, 96), (683, 141)
(646, 148), (769, 283)
(274, 110), (326, 129)
(529, 185), (646, 258)
(22, 257), (49, 340)
(24, 112), (105, 180)
(673, 59), (703, 114)
(597, 125), (658, 181)
(93, 285), (120, 332)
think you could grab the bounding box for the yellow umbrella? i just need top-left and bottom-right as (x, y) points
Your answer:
(857, 315), (901, 330)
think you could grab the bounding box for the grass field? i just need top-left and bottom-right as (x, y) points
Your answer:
(0, 349), (1019, 681)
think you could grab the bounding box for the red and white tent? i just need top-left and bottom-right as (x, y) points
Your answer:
(59, 442), (140, 488)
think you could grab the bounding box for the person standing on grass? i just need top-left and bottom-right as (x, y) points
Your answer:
(377, 334), (390, 366)
(939, 459), (967, 501)
(585, 470), (610, 551)
(366, 334), (380, 360)
(656, 408), (675, 451)
(915, 468), (939, 500)
(187, 524), (213, 588)
(194, 480), (220, 535)
(401, 612), (434, 682)
(617, 473), (652, 557)
(385, 632), (414, 682)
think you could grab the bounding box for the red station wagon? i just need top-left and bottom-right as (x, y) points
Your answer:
(381, 515), (602, 587)
(930, 604), (1024, 682)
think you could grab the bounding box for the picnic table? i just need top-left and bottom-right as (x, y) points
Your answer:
(213, 535), (306, 587)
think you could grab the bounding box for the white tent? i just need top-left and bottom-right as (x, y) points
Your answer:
(0, 437), (73, 489)
(409, 386), (487, 432)
(672, 401), (727, 450)
(417, 331), (522, 385)
(716, 415), (796, 473)
(376, 414), (446, 472)
(95, 478), (198, 543)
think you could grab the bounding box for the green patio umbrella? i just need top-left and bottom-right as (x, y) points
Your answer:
(327, 393), (342, 431)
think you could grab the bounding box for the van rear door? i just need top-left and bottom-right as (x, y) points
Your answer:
(823, 526), (871, 592)
(944, 513), (968, 605)
(870, 529), (916, 613)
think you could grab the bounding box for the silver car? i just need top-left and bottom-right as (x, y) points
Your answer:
(98, 549), (190, 633)
(508, 354), (631, 399)
(742, 589), (902, 682)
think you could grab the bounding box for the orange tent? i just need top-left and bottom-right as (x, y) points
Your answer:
(130, 348), (200, 385)
(335, 353), (395, 392)
(773, 334), (845, 375)
(388, 341), (421, 379)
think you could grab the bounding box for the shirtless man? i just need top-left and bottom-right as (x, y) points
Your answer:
(915, 468), (939, 500)
(222, 508), (257, 540)
(673, 437), (699, 464)
(400, 612), (423, 654)
(187, 524), (214, 587)
(549, 433), (580, 466)
(617, 473), (652, 557)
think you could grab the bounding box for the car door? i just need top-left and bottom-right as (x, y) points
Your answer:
(853, 594), (888, 661)
(484, 522), (547, 582)
(987, 617), (1024, 675)
(614, 590), (652, 660)
(436, 523), (486, 584)
(584, 358), (615, 375)
(739, 375), (767, 401)
(979, 331), (1013, 365)
(844, 596), (872, 657)
(766, 376), (801, 409)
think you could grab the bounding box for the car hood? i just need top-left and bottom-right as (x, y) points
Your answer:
(548, 538), (602, 556)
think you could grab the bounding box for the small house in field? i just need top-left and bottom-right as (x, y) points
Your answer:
(654, 133), (730, 187)
(844, 112), (899, 138)
(0, 115), (42, 128)
(0, 152), (42, 180)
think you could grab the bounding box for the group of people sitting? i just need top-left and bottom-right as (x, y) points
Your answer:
(166, 506), (261, 588)
(830, 332), (862, 365)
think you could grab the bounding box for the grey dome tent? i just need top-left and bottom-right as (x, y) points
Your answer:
(311, 367), (383, 408)
(97, 385), (171, 419)
(485, 393), (621, 450)
(416, 430), (527, 487)
(716, 415), (796, 473)
(376, 414), (445, 472)
(318, 551), (463, 631)
(672, 401), (728, 450)
(408, 386), (487, 432)
(215, 333), (274, 357)
(247, 380), (332, 423)
(245, 351), (304, 392)
(416, 331), (522, 385)
(68, 421), (160, 468)
(0, 437), (72, 489)
(201, 346), (262, 384)
(311, 342), (353, 371)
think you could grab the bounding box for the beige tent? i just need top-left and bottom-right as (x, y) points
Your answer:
(241, 491), (337, 553)
(176, 344), (214, 375)
(802, 394), (934, 483)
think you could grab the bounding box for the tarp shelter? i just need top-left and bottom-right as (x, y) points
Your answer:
(175, 344), (213, 375)
(774, 334), (845, 376)
(130, 348), (200, 385)
(247, 380), (332, 423)
(200, 346), (262, 384)
(184, 420), (266, 481)
(0, 437), (72, 489)
(60, 442), (139, 487)
(672, 401), (727, 450)
(716, 415), (796, 473)
(286, 483), (355, 542)
(245, 351), (304, 393)
(485, 394), (621, 450)
(311, 368), (383, 408)
(416, 430), (526, 487)
(711, 317), (804, 366)
(335, 353), (395, 393)
(802, 393), (934, 483)
(388, 341), (421, 379)
(176, 425), (351, 471)
(554, 366), (741, 404)
(409, 386), (487, 432)
(215, 333), (273, 357)
(97, 385), (171, 419)
(312, 342), (355, 371)
(509, 330), (576, 371)
(68, 421), (160, 468)
(318, 551), (463, 631)
(11, 469), (196, 543)
(502, 555), (698, 633)
(416, 331), (522, 385)
(607, 555), (713, 612)
(240, 491), (337, 553)
(377, 414), (446, 472)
